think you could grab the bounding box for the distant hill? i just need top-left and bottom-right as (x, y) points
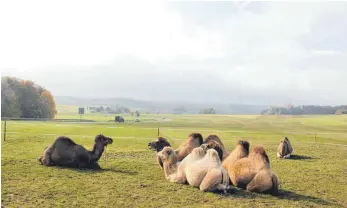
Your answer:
(54, 96), (267, 114)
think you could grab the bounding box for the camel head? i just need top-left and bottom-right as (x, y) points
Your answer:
(237, 140), (250, 154)
(95, 134), (113, 146)
(157, 146), (176, 162)
(148, 137), (171, 152)
(200, 140), (223, 161)
(188, 132), (204, 146)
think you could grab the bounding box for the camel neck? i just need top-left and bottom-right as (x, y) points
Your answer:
(90, 142), (105, 162)
(164, 160), (178, 179)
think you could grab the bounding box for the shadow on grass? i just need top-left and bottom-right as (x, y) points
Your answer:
(276, 190), (337, 206)
(101, 168), (138, 175)
(222, 188), (336, 207)
(289, 155), (315, 160)
(53, 163), (138, 175)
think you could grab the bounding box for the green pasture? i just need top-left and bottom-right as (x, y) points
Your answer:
(1, 114), (347, 207)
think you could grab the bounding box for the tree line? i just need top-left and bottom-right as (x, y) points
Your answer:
(260, 105), (347, 115)
(1, 76), (57, 118)
(87, 106), (140, 116)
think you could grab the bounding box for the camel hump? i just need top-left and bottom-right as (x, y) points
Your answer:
(54, 136), (77, 146)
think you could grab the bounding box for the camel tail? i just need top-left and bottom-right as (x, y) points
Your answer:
(271, 173), (280, 196)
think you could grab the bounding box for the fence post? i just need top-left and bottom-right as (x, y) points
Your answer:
(3, 120), (7, 141)
(157, 128), (160, 137)
(104, 147), (107, 168)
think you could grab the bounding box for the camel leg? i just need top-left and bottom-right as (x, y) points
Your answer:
(157, 156), (164, 169)
(83, 162), (102, 170)
(199, 169), (225, 192)
(77, 161), (90, 169)
(168, 172), (187, 184)
(246, 170), (273, 193)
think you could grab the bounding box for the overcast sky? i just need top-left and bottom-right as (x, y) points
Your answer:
(1, 1), (346, 105)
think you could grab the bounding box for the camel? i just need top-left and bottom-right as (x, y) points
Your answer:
(200, 140), (224, 162)
(38, 134), (113, 169)
(277, 137), (293, 159)
(148, 137), (171, 152)
(203, 135), (230, 160)
(168, 142), (224, 184)
(184, 149), (231, 193)
(222, 140), (250, 176)
(167, 146), (207, 184)
(149, 133), (204, 169)
(149, 133), (230, 168)
(228, 147), (279, 195)
(148, 137), (172, 168)
(156, 146), (180, 179)
(161, 146), (230, 193)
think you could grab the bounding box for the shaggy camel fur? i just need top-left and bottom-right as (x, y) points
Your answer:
(162, 146), (230, 193)
(149, 133), (204, 169)
(203, 135), (230, 160)
(184, 149), (230, 192)
(228, 147), (279, 195)
(38, 134), (113, 169)
(148, 137), (172, 168)
(277, 137), (293, 159)
(167, 146), (207, 184)
(156, 146), (180, 179)
(222, 140), (250, 176)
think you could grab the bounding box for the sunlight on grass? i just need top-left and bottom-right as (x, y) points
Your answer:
(1, 115), (347, 207)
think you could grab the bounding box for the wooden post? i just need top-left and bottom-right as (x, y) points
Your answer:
(314, 132), (317, 143)
(3, 120), (7, 141)
(104, 147), (107, 168)
(157, 128), (160, 137)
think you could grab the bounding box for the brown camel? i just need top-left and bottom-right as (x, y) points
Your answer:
(222, 140), (250, 175)
(38, 134), (113, 169)
(228, 147), (279, 195)
(277, 137), (293, 159)
(203, 135), (230, 160)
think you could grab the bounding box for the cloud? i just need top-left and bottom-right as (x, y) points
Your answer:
(0, 0), (226, 69)
(1, 1), (347, 105)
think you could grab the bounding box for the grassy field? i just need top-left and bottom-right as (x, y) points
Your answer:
(1, 114), (347, 207)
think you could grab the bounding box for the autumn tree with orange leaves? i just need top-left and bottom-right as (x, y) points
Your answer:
(1, 76), (57, 118)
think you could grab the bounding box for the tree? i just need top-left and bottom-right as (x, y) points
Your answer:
(1, 77), (21, 117)
(1, 76), (57, 119)
(335, 109), (347, 115)
(260, 105), (347, 115)
(40, 89), (57, 118)
(199, 108), (216, 114)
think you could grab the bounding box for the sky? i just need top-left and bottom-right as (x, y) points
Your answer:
(1, 0), (347, 105)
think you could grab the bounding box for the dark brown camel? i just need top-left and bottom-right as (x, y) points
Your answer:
(38, 134), (113, 169)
